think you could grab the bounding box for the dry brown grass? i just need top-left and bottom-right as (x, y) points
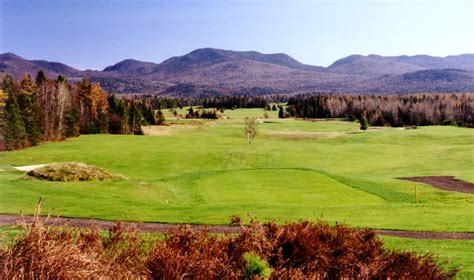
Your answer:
(0, 205), (458, 279)
(0, 202), (147, 278)
(27, 162), (122, 182)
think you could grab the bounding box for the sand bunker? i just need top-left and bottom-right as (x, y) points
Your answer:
(400, 176), (474, 194)
(14, 164), (47, 172)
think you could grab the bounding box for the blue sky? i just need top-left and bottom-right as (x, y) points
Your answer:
(1, 0), (473, 70)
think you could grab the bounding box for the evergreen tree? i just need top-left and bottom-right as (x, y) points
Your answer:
(278, 106), (285, 118)
(107, 95), (128, 134)
(2, 76), (26, 150)
(35, 71), (46, 86)
(64, 109), (80, 137)
(272, 104), (277, 111)
(142, 103), (156, 125)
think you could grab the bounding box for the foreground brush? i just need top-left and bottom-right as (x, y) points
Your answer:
(0, 203), (458, 279)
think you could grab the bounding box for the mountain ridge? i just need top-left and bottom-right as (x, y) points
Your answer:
(1, 49), (473, 95)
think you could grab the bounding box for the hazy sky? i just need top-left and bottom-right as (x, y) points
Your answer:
(1, 0), (473, 70)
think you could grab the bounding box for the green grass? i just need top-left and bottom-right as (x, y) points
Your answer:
(383, 237), (474, 279)
(0, 109), (473, 232)
(0, 225), (23, 249)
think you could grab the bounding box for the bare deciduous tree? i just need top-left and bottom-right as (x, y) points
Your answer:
(245, 117), (257, 144)
(56, 80), (70, 139)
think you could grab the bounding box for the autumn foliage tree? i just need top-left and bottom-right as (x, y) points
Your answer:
(17, 74), (41, 145)
(75, 80), (109, 134)
(0, 72), (158, 150)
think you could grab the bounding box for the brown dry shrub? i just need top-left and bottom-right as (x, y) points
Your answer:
(262, 221), (456, 279)
(146, 220), (457, 280)
(146, 226), (237, 279)
(27, 162), (122, 182)
(0, 209), (458, 279)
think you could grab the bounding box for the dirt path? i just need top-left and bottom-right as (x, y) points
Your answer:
(1, 214), (473, 240)
(400, 176), (474, 194)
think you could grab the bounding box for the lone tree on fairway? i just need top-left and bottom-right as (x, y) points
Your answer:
(360, 110), (368, 132)
(245, 117), (257, 144)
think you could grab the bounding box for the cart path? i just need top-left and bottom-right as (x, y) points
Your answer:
(1, 214), (473, 240)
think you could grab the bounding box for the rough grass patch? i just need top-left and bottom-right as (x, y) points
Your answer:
(27, 162), (123, 182)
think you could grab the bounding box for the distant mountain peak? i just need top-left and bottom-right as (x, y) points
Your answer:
(103, 59), (158, 75)
(0, 52), (23, 60)
(157, 48), (325, 73)
(0, 52), (81, 78)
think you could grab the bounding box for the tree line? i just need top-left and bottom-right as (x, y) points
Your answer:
(202, 95), (271, 109)
(133, 94), (291, 111)
(0, 72), (164, 150)
(285, 93), (474, 127)
(185, 107), (218, 119)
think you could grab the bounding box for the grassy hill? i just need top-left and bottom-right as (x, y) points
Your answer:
(0, 109), (472, 231)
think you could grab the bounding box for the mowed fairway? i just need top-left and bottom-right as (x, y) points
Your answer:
(0, 109), (473, 232)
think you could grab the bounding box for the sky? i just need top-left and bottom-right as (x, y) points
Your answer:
(1, 0), (473, 70)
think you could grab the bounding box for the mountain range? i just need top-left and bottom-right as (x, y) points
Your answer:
(1, 48), (474, 96)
